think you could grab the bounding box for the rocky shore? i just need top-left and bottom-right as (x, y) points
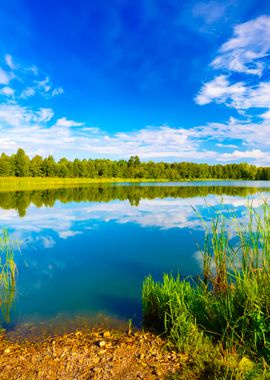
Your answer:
(0, 326), (184, 379)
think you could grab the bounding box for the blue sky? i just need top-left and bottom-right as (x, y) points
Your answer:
(0, 0), (270, 164)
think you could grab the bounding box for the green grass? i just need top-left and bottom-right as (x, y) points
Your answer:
(0, 229), (17, 324)
(142, 201), (270, 378)
(0, 176), (170, 191)
(0, 176), (244, 192)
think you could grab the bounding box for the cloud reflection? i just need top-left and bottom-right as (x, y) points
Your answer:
(0, 192), (268, 249)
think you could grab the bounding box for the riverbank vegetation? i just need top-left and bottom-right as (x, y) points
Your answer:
(0, 230), (17, 325)
(1, 148), (270, 180)
(0, 176), (164, 192)
(142, 202), (270, 378)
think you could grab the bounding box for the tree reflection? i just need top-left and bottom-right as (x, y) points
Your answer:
(0, 184), (267, 217)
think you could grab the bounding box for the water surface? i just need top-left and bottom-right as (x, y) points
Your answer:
(1, 181), (270, 329)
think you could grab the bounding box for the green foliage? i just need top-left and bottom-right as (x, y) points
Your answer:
(142, 202), (270, 377)
(14, 148), (30, 177)
(0, 148), (270, 180)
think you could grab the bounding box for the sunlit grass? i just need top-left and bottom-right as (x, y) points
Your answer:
(142, 201), (270, 378)
(0, 176), (169, 191)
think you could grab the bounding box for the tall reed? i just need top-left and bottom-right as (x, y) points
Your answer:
(142, 200), (270, 373)
(0, 229), (17, 324)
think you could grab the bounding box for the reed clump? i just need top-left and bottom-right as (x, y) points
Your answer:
(142, 201), (270, 378)
(0, 229), (17, 324)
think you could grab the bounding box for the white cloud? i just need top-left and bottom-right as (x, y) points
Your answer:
(20, 87), (35, 99)
(0, 86), (15, 97)
(216, 143), (238, 149)
(36, 108), (54, 123)
(193, 14), (270, 163)
(0, 103), (54, 128)
(260, 109), (270, 120)
(36, 77), (51, 93)
(219, 149), (270, 162)
(195, 116), (270, 157)
(192, 1), (227, 25)
(0, 54), (64, 100)
(0, 99), (270, 164)
(196, 15), (270, 111)
(0, 48), (269, 164)
(211, 15), (270, 75)
(5, 54), (15, 70)
(55, 117), (84, 128)
(195, 75), (245, 105)
(52, 87), (64, 96)
(0, 67), (13, 85)
(196, 76), (270, 110)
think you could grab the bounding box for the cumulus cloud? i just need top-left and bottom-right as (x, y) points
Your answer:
(219, 149), (270, 162)
(193, 14), (270, 164)
(0, 45), (269, 164)
(196, 76), (270, 110)
(196, 15), (270, 109)
(194, 116), (270, 161)
(195, 75), (245, 105)
(0, 97), (270, 164)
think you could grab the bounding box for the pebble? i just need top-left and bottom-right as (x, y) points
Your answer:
(103, 331), (111, 338)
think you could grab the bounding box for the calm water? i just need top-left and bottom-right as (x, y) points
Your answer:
(1, 181), (270, 329)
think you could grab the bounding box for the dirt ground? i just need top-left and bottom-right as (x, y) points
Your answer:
(0, 326), (185, 379)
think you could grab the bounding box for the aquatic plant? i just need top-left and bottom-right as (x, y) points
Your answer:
(0, 229), (17, 324)
(142, 201), (270, 376)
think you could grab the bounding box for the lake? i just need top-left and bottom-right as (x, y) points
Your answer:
(1, 180), (270, 330)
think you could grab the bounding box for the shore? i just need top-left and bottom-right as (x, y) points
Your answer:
(0, 326), (182, 380)
(0, 177), (169, 192)
(0, 177), (244, 192)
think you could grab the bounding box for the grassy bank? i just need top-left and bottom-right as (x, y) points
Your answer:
(143, 202), (270, 378)
(0, 177), (247, 192)
(0, 176), (168, 191)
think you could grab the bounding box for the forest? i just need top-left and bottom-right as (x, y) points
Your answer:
(0, 148), (270, 180)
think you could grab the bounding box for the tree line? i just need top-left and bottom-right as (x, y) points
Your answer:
(0, 148), (270, 180)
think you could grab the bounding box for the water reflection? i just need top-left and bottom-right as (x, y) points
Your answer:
(0, 182), (269, 327)
(0, 183), (268, 217)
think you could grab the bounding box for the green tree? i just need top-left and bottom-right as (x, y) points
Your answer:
(0, 153), (12, 176)
(30, 155), (44, 177)
(42, 155), (57, 177)
(14, 148), (30, 177)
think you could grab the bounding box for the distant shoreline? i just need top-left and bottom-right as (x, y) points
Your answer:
(0, 176), (254, 192)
